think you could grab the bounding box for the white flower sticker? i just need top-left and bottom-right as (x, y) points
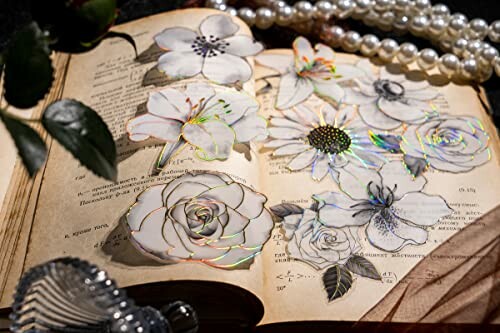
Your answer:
(126, 82), (267, 169)
(264, 100), (387, 182)
(125, 171), (274, 269)
(344, 59), (440, 130)
(255, 36), (364, 109)
(282, 209), (361, 270)
(314, 161), (453, 252)
(400, 114), (491, 175)
(155, 14), (263, 85)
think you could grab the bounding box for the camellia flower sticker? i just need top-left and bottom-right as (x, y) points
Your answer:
(127, 82), (267, 169)
(255, 37), (364, 109)
(344, 59), (440, 130)
(125, 171), (274, 269)
(315, 161), (453, 252)
(264, 99), (387, 182)
(154, 14), (263, 85)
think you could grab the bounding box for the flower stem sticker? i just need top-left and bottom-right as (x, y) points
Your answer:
(126, 82), (267, 170)
(125, 171), (274, 269)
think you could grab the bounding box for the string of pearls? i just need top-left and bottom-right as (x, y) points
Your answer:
(205, 0), (500, 82)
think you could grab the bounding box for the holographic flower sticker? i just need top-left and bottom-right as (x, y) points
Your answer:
(400, 114), (491, 177)
(271, 203), (381, 302)
(255, 36), (364, 109)
(315, 161), (453, 252)
(264, 100), (387, 182)
(344, 59), (440, 130)
(125, 171), (274, 269)
(126, 82), (267, 170)
(155, 14), (263, 85)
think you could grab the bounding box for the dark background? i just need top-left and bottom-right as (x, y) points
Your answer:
(1, 0), (499, 129)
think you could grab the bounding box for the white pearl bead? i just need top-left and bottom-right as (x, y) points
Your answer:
(378, 11), (396, 31)
(468, 19), (489, 40)
(476, 66), (493, 82)
(324, 25), (345, 47)
(447, 17), (468, 38)
(271, 0), (287, 10)
(294, 1), (314, 21)
(374, 0), (392, 12)
(342, 31), (362, 52)
(276, 5), (295, 26)
(460, 58), (479, 80)
(488, 20), (500, 43)
(397, 42), (418, 64)
(409, 15), (430, 35)
(451, 38), (468, 57)
(354, 0), (373, 15)
(238, 7), (256, 26)
(417, 48), (438, 70)
(314, 1), (334, 20)
(337, 0), (355, 19)
(494, 57), (500, 77)
(479, 46), (499, 67)
(431, 4), (450, 17)
(463, 40), (483, 59)
(255, 8), (275, 29)
(393, 15), (410, 31)
(205, 0), (226, 7)
(360, 34), (380, 56)
(438, 53), (460, 77)
(378, 39), (399, 62)
(428, 17), (447, 37)
(394, 0), (409, 12)
(413, 0), (431, 14)
(362, 10), (380, 27)
(450, 13), (467, 22)
(225, 6), (237, 16)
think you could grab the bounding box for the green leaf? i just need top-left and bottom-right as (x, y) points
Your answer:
(102, 31), (137, 57)
(369, 131), (402, 153)
(322, 265), (353, 302)
(4, 22), (53, 109)
(345, 255), (382, 280)
(42, 99), (117, 181)
(0, 113), (47, 177)
(270, 203), (304, 220)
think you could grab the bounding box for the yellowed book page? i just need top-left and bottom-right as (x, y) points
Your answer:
(20, 8), (266, 306)
(255, 50), (500, 324)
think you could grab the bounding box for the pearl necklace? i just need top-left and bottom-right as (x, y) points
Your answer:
(205, 0), (500, 82)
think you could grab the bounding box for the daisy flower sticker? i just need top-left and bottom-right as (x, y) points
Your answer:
(255, 36), (364, 109)
(264, 100), (387, 182)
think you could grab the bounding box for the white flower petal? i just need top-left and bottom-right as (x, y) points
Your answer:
(127, 114), (182, 142)
(293, 37), (315, 69)
(183, 120), (235, 160)
(338, 163), (382, 200)
(154, 27), (197, 51)
(200, 182), (244, 212)
(162, 173), (230, 204)
(311, 154), (330, 181)
(264, 139), (303, 148)
(164, 181), (211, 207)
(379, 161), (426, 197)
(255, 53), (293, 74)
(148, 89), (190, 122)
(241, 209), (273, 248)
(289, 104), (321, 127)
(346, 147), (387, 169)
(314, 191), (372, 227)
(366, 211), (428, 252)
(334, 105), (357, 128)
(273, 143), (310, 156)
(131, 207), (171, 255)
(391, 192), (452, 226)
(276, 72), (314, 109)
(287, 149), (317, 170)
(313, 80), (345, 103)
(202, 53), (252, 84)
(268, 126), (305, 139)
(157, 51), (203, 79)
(359, 102), (402, 130)
(314, 43), (335, 61)
(204, 90), (258, 124)
(401, 80), (429, 91)
(356, 59), (377, 80)
(377, 98), (428, 123)
(127, 185), (165, 231)
(426, 156), (473, 172)
(404, 88), (439, 101)
(199, 14), (239, 39)
(334, 64), (366, 82)
(270, 117), (310, 132)
(321, 103), (338, 125)
(282, 214), (303, 240)
(184, 82), (216, 109)
(231, 114), (267, 142)
(343, 87), (378, 105)
(223, 35), (263, 56)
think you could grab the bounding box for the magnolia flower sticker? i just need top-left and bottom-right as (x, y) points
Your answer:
(126, 171), (274, 269)
(344, 59), (440, 130)
(400, 114), (491, 176)
(155, 14), (263, 85)
(315, 161), (453, 252)
(127, 82), (267, 169)
(264, 100), (387, 182)
(255, 37), (364, 109)
(271, 203), (381, 302)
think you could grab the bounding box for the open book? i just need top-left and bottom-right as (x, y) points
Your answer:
(1, 8), (499, 330)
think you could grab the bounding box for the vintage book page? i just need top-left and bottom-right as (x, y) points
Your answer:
(254, 50), (500, 324)
(0, 9), (268, 308)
